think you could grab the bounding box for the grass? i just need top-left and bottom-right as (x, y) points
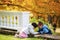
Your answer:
(0, 34), (43, 40)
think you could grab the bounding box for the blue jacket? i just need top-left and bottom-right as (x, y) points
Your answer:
(38, 25), (52, 34)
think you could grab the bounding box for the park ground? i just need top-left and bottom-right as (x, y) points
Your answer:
(0, 34), (43, 40)
(0, 28), (60, 40)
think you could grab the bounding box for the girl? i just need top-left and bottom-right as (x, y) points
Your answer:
(15, 22), (38, 38)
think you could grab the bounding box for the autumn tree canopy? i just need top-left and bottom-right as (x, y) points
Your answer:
(0, 0), (60, 16)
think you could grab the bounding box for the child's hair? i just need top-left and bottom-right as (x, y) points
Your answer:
(32, 22), (38, 28)
(38, 21), (43, 26)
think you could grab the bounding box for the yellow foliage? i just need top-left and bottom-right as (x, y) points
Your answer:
(0, 0), (60, 15)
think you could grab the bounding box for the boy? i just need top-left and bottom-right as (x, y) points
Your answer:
(38, 22), (52, 34)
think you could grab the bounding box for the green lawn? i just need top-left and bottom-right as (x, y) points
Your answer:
(0, 34), (43, 40)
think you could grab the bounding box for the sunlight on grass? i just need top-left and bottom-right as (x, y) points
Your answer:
(0, 34), (43, 40)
